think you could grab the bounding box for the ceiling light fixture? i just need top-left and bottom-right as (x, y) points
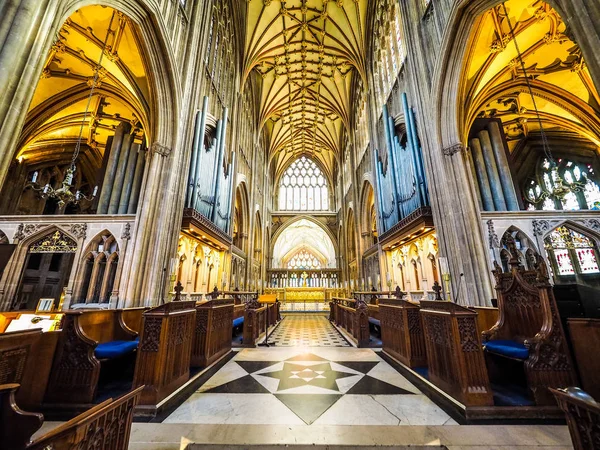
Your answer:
(28, 13), (116, 208)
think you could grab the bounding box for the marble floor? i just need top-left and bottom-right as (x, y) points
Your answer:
(165, 347), (456, 426)
(267, 313), (351, 347)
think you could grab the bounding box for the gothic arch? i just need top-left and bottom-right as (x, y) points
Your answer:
(433, 0), (599, 152)
(359, 180), (378, 248)
(233, 181), (250, 252)
(270, 214), (339, 254)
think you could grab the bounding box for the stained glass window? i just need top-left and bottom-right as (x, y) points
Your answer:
(278, 156), (329, 211)
(545, 226), (599, 276)
(287, 250), (321, 270)
(525, 158), (600, 211)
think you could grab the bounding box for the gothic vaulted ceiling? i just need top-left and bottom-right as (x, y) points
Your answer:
(17, 5), (149, 180)
(465, 0), (600, 151)
(243, 0), (368, 177)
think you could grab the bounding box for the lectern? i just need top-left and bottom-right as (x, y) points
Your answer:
(420, 301), (493, 406)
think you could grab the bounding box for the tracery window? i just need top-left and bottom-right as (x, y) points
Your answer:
(544, 226), (599, 276)
(278, 156), (329, 211)
(525, 158), (600, 211)
(205, 3), (235, 105)
(287, 250), (321, 270)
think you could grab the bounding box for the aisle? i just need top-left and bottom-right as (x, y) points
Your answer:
(267, 313), (350, 347)
(164, 347), (456, 426)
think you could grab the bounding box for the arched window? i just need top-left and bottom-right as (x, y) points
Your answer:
(278, 156), (329, 211)
(287, 250), (321, 270)
(545, 226), (600, 276)
(525, 158), (600, 211)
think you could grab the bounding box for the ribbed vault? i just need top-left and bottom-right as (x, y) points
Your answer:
(244, 0), (367, 175)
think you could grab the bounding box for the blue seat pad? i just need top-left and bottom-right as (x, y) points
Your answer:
(484, 340), (529, 360)
(233, 317), (244, 328)
(368, 317), (381, 327)
(95, 339), (139, 359)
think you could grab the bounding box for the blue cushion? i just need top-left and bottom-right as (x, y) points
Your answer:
(368, 317), (381, 327)
(233, 317), (244, 328)
(484, 340), (529, 360)
(95, 339), (139, 359)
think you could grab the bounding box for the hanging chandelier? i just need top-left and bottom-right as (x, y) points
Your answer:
(503, 3), (579, 203)
(27, 14), (116, 208)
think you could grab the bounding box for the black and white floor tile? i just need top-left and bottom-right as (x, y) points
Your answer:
(267, 314), (350, 347)
(165, 348), (457, 426)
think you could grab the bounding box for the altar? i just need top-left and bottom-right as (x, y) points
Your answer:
(265, 287), (347, 312)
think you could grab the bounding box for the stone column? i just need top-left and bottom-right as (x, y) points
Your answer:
(118, 142), (140, 214)
(97, 122), (131, 213)
(478, 130), (507, 211)
(108, 131), (134, 214)
(0, 0), (54, 188)
(469, 137), (494, 211)
(487, 121), (519, 211)
(127, 145), (146, 214)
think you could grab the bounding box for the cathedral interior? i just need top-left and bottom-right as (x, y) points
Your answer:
(1, 0), (600, 448)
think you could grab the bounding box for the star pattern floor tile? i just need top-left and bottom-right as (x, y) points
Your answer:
(267, 313), (350, 347)
(165, 347), (456, 426)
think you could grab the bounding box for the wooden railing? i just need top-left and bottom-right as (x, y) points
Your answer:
(379, 298), (427, 368)
(242, 300), (279, 346)
(330, 297), (369, 347)
(1, 383), (142, 450)
(192, 297), (234, 368)
(552, 387), (600, 450)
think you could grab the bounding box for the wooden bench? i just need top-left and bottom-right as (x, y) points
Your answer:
(420, 301), (493, 406)
(1, 383), (142, 450)
(551, 387), (600, 450)
(192, 297), (234, 368)
(568, 318), (600, 401)
(482, 246), (578, 405)
(379, 298), (427, 368)
(133, 301), (196, 409)
(330, 297), (369, 347)
(44, 308), (146, 405)
(0, 328), (59, 411)
(210, 290), (259, 330)
(242, 296), (280, 347)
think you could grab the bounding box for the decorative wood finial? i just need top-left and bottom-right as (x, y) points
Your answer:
(432, 281), (443, 300)
(174, 281), (184, 301)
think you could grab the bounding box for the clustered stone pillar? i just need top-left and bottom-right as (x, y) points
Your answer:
(97, 122), (146, 214)
(469, 120), (519, 212)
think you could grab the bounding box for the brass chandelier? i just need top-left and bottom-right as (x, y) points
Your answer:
(502, 2), (580, 203)
(28, 14), (117, 208)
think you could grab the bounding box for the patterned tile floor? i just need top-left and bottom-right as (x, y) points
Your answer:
(165, 347), (458, 426)
(267, 313), (350, 347)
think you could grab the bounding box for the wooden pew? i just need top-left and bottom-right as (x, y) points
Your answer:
(192, 297), (234, 368)
(330, 297), (369, 347)
(242, 296), (279, 346)
(133, 301), (196, 408)
(379, 298), (427, 368)
(420, 301), (493, 406)
(551, 387), (600, 450)
(353, 289), (402, 305)
(45, 309), (144, 405)
(1, 383), (142, 450)
(0, 328), (59, 411)
(567, 318), (600, 401)
(482, 249), (578, 405)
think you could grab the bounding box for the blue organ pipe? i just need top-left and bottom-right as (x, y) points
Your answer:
(186, 109), (202, 208)
(192, 96), (209, 210)
(225, 152), (237, 234)
(410, 107), (428, 205)
(211, 107), (228, 222)
(386, 112), (402, 220)
(373, 147), (386, 233)
(402, 93), (424, 207)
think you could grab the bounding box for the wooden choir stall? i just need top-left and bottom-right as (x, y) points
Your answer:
(329, 297), (370, 347)
(482, 249), (578, 406)
(420, 300), (494, 407)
